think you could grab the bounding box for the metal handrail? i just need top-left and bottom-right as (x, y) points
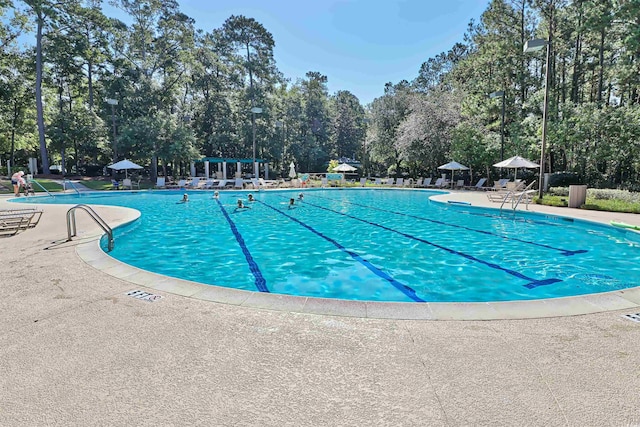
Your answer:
(29, 179), (54, 197)
(499, 190), (515, 212)
(63, 179), (81, 195)
(500, 181), (536, 212)
(66, 204), (114, 251)
(512, 190), (534, 210)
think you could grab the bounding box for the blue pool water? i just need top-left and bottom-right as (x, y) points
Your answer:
(15, 189), (640, 302)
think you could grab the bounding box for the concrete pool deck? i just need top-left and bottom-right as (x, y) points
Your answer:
(2, 189), (640, 425)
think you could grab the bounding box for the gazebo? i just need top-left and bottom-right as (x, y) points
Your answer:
(194, 157), (270, 180)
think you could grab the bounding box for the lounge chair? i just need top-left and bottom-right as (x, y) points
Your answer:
(0, 216), (30, 236)
(386, 178), (394, 186)
(373, 178), (382, 186)
(487, 191), (511, 203)
(215, 179), (227, 189)
(395, 178), (404, 187)
(421, 177), (432, 187)
(155, 177), (166, 188)
(187, 177), (201, 189)
(455, 180), (465, 189)
(465, 178), (487, 190)
(506, 180), (525, 191)
(176, 179), (187, 188)
(203, 179), (215, 189)
(430, 178), (444, 188)
(259, 178), (279, 188)
(0, 208), (43, 236)
(359, 177), (367, 187)
(489, 178), (509, 191)
(234, 178), (244, 189)
(122, 178), (132, 190)
(111, 180), (120, 190)
(321, 177), (328, 187)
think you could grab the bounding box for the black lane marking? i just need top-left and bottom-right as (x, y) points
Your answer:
(216, 199), (268, 292)
(294, 196), (561, 289)
(256, 200), (425, 302)
(311, 193), (586, 256)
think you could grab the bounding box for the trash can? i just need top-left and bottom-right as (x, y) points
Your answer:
(568, 185), (587, 208)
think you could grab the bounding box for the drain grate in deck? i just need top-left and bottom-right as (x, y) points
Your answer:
(622, 313), (640, 322)
(126, 290), (163, 302)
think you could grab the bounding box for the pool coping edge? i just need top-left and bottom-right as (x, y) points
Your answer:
(76, 235), (640, 321)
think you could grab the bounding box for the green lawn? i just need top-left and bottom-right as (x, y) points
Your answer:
(79, 179), (118, 190)
(536, 195), (640, 213)
(0, 178), (64, 193)
(79, 178), (156, 190)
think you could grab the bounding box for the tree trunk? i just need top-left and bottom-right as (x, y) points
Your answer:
(10, 98), (18, 169)
(35, 11), (50, 174)
(571, 1), (583, 104)
(597, 27), (605, 104)
(87, 56), (94, 111)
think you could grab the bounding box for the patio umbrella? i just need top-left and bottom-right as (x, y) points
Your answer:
(108, 159), (143, 178)
(289, 161), (297, 179)
(493, 155), (539, 179)
(438, 161), (469, 188)
(333, 163), (357, 172)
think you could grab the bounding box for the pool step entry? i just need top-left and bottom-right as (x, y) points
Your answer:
(66, 204), (114, 251)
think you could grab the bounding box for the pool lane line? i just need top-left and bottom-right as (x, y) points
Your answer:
(310, 193), (586, 257)
(464, 210), (562, 227)
(292, 197), (561, 289)
(216, 199), (269, 293)
(256, 200), (425, 303)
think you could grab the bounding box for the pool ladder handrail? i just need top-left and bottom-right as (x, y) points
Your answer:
(66, 204), (114, 251)
(29, 179), (54, 197)
(63, 179), (81, 195)
(500, 181), (536, 212)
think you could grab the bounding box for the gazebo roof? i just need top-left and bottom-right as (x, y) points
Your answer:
(197, 157), (268, 164)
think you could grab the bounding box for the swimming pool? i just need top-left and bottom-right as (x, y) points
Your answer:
(16, 189), (640, 303)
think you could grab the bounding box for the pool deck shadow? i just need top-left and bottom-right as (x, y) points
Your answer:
(2, 190), (640, 426)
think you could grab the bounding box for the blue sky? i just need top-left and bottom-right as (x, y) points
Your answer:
(105, 0), (490, 105)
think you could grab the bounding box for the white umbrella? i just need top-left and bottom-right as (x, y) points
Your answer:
(438, 161), (469, 188)
(289, 161), (297, 179)
(493, 155), (539, 179)
(333, 163), (357, 172)
(108, 159), (143, 178)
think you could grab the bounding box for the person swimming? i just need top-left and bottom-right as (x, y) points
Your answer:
(248, 194), (255, 202)
(213, 191), (219, 199)
(177, 193), (189, 203)
(234, 198), (251, 212)
(288, 197), (296, 209)
(298, 193), (304, 201)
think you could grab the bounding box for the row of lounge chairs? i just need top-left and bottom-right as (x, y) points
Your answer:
(0, 208), (43, 237)
(155, 177), (280, 190)
(356, 177), (489, 190)
(111, 178), (141, 190)
(151, 175), (531, 194)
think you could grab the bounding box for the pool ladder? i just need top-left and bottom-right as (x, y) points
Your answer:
(63, 179), (81, 195)
(30, 179), (54, 197)
(500, 181), (536, 212)
(66, 204), (114, 251)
